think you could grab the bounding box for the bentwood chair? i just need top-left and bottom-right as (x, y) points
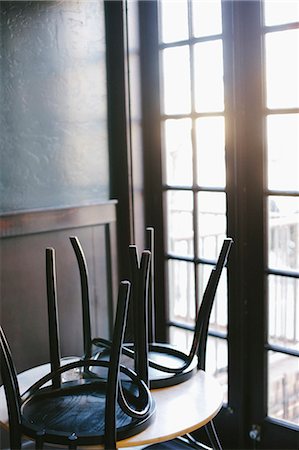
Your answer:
(0, 249), (154, 450)
(138, 230), (233, 389)
(69, 236), (152, 386)
(142, 234), (233, 450)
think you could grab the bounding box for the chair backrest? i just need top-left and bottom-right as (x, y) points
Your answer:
(0, 326), (22, 449)
(1, 277), (131, 450)
(104, 280), (131, 449)
(190, 238), (233, 370)
(69, 236), (92, 359)
(129, 246), (151, 386)
(145, 227), (156, 343)
(46, 247), (62, 388)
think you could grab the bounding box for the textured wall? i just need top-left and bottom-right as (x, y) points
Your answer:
(0, 1), (109, 212)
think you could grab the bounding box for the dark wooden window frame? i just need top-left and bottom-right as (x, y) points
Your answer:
(138, 1), (299, 449)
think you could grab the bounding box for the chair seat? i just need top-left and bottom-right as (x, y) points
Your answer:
(147, 344), (198, 388)
(87, 341), (198, 389)
(21, 378), (155, 446)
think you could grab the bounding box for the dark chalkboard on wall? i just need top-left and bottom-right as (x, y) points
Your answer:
(0, 0), (109, 213)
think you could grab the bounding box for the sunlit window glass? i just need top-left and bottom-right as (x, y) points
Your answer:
(166, 190), (194, 257)
(268, 275), (299, 351)
(268, 351), (299, 425)
(197, 192), (227, 259)
(169, 326), (193, 352)
(164, 118), (193, 186)
(265, 30), (299, 109)
(206, 337), (228, 403)
(168, 260), (195, 323)
(161, 46), (191, 114)
(192, 0), (222, 37)
(268, 196), (299, 272)
(196, 116), (225, 187)
(160, 0), (189, 43)
(194, 40), (224, 112)
(263, 0), (299, 26)
(267, 114), (299, 191)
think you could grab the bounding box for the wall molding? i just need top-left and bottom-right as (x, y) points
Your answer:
(0, 201), (117, 238)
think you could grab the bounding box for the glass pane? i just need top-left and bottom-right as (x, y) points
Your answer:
(197, 192), (227, 259)
(268, 196), (299, 272)
(194, 40), (224, 112)
(169, 326), (193, 352)
(268, 275), (299, 352)
(196, 116), (226, 187)
(264, 0), (299, 26)
(159, 0), (189, 43)
(166, 190), (194, 257)
(198, 265), (228, 333)
(192, 0), (222, 37)
(206, 337), (228, 403)
(268, 351), (299, 425)
(267, 114), (299, 191)
(169, 329), (228, 402)
(265, 30), (299, 109)
(168, 260), (195, 323)
(164, 118), (193, 186)
(161, 46), (191, 114)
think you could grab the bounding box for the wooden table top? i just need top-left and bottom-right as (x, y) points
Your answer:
(0, 358), (223, 448)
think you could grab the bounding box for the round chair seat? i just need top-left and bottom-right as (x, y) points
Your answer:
(89, 342), (198, 389)
(22, 379), (155, 446)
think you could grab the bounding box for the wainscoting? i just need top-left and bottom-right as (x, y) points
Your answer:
(0, 201), (118, 373)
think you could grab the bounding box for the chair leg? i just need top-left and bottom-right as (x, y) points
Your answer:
(35, 435), (44, 449)
(9, 431), (22, 450)
(205, 420), (223, 450)
(182, 433), (213, 450)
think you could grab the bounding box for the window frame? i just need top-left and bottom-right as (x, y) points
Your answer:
(138, 1), (298, 448)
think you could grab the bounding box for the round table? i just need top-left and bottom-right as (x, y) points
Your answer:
(0, 358), (223, 448)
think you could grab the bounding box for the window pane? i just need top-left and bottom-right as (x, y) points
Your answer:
(192, 0), (222, 37)
(268, 275), (299, 351)
(206, 337), (228, 403)
(268, 196), (299, 272)
(198, 264), (228, 333)
(159, 0), (189, 43)
(194, 40), (224, 112)
(161, 46), (191, 114)
(265, 30), (299, 109)
(166, 190), (194, 257)
(168, 260), (195, 323)
(169, 329), (228, 403)
(268, 351), (299, 425)
(196, 116), (226, 187)
(267, 114), (299, 191)
(169, 326), (194, 352)
(197, 192), (227, 259)
(164, 118), (193, 186)
(264, 0), (299, 26)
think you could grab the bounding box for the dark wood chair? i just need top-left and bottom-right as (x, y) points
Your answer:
(69, 236), (152, 386)
(140, 233), (233, 450)
(0, 248), (155, 450)
(144, 231), (233, 389)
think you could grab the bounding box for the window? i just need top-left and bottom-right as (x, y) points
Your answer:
(263, 0), (299, 427)
(139, 0), (299, 448)
(159, 0), (229, 400)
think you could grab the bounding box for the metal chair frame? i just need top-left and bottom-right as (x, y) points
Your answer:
(0, 247), (154, 450)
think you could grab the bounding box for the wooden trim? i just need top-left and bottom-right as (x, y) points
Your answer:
(0, 201), (117, 238)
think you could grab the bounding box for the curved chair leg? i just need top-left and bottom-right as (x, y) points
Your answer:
(179, 434), (213, 450)
(205, 420), (223, 450)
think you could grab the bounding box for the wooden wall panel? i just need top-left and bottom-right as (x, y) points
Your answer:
(0, 202), (118, 374)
